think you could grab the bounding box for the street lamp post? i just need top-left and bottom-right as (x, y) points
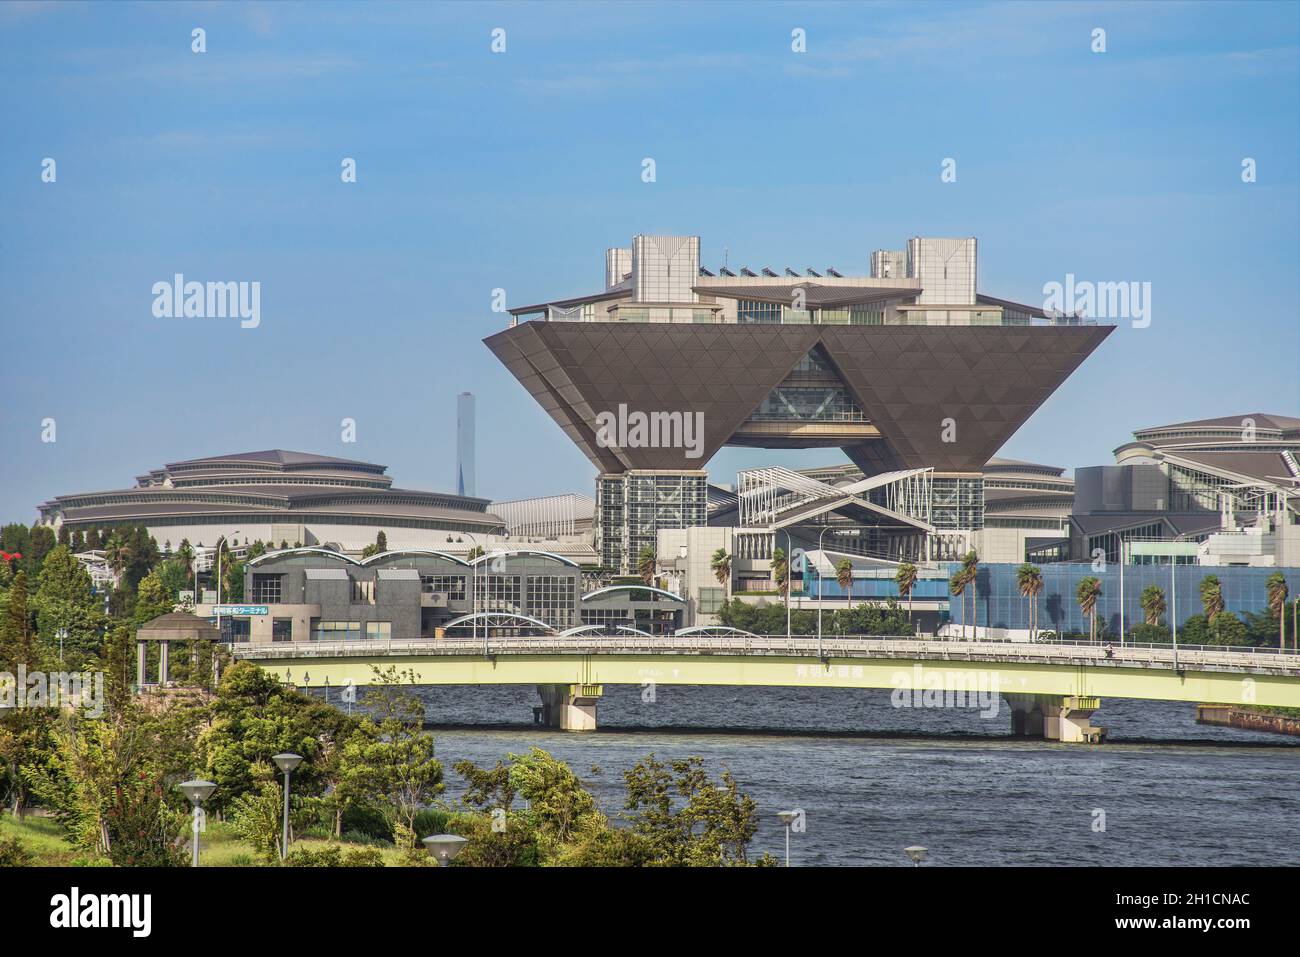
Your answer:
(904, 845), (927, 867)
(179, 779), (216, 868)
(422, 833), (469, 867)
(272, 752), (303, 860)
(460, 532), (480, 653)
(776, 810), (801, 867)
(214, 532), (240, 643)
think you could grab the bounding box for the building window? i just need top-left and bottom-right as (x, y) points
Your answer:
(229, 619), (251, 644)
(476, 575), (522, 613)
(310, 620), (361, 641)
(421, 575), (466, 601)
(366, 621), (391, 640)
(526, 575), (576, 628)
(272, 618), (293, 642)
(698, 587), (724, 614)
(737, 300), (782, 324)
(251, 574), (283, 604)
(351, 578), (375, 604)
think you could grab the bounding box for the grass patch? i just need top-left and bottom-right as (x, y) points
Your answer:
(0, 815), (416, 867)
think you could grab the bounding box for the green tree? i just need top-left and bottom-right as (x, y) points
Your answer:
(1016, 563), (1044, 641)
(1199, 575), (1225, 642)
(710, 548), (731, 588)
(229, 766), (285, 863)
(1076, 576), (1102, 643)
(948, 569), (969, 640)
(622, 754), (772, 866)
(636, 546), (657, 586)
(771, 547), (788, 598)
(895, 561), (917, 632)
(0, 571), (36, 670)
(25, 525), (55, 574)
(132, 571), (174, 626)
(337, 667), (444, 858)
(959, 551), (980, 640)
(1140, 584), (1167, 627)
(1266, 573), (1289, 651)
(22, 707), (195, 866)
(34, 545), (104, 666)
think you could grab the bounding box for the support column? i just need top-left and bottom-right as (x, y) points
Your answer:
(1004, 693), (1105, 743)
(159, 640), (170, 687)
(536, 684), (603, 731)
(137, 640), (148, 689)
(1004, 693), (1045, 737)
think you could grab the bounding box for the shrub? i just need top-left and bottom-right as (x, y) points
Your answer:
(0, 836), (33, 867)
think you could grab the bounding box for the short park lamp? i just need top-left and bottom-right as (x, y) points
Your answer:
(904, 845), (928, 867)
(422, 834), (469, 867)
(178, 779), (217, 867)
(776, 809), (802, 867)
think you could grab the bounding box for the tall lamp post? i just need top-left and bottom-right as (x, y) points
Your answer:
(422, 833), (469, 867)
(179, 779), (216, 868)
(776, 809), (801, 867)
(814, 525), (882, 656)
(214, 532), (240, 643)
(272, 752), (303, 860)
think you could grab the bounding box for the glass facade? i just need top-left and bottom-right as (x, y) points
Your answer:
(949, 563), (1300, 636)
(931, 476), (984, 530)
(421, 574), (466, 601)
(748, 348), (867, 423)
(526, 575), (577, 629)
(596, 472), (708, 574)
(251, 573), (283, 603)
(311, 620), (362, 641)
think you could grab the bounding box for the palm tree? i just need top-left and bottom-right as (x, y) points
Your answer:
(1266, 572), (1289, 651)
(949, 569), (969, 640)
(835, 558), (854, 609)
(637, 545), (657, 586)
(104, 531), (131, 576)
(1140, 584), (1166, 627)
(710, 548), (732, 588)
(771, 547), (789, 598)
(895, 561), (918, 633)
(1076, 576), (1102, 643)
(960, 550), (980, 640)
(1016, 563), (1043, 641)
(1199, 574), (1224, 641)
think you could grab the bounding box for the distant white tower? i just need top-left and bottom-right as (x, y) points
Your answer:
(456, 392), (476, 497)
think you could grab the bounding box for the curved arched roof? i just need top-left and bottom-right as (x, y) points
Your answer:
(580, 584), (685, 603)
(361, 548), (469, 567)
(247, 546), (361, 567)
(470, 548), (579, 568)
(674, 625), (761, 638)
(440, 611), (557, 633)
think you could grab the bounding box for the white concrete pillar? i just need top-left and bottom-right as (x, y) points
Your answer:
(137, 641), (147, 689)
(1005, 693), (1105, 743)
(536, 684), (602, 731)
(159, 641), (170, 687)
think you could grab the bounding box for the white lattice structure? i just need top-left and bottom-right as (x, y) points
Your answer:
(736, 466), (932, 528)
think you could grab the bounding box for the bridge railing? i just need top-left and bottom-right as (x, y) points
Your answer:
(234, 634), (1300, 674)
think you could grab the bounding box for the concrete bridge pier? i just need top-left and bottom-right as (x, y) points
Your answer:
(536, 683), (603, 731)
(1005, 693), (1105, 743)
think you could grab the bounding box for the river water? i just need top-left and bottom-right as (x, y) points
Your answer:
(345, 684), (1300, 866)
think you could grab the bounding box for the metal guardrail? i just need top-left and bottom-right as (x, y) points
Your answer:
(233, 634), (1300, 675)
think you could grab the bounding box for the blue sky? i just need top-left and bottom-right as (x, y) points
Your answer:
(1, 0), (1297, 523)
